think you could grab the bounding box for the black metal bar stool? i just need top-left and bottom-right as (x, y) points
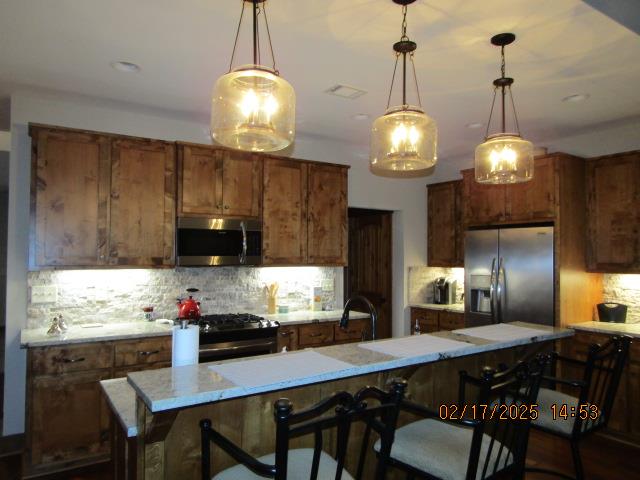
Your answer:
(200, 378), (407, 480)
(527, 335), (631, 480)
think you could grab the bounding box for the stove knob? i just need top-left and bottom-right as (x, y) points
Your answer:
(258, 320), (265, 328)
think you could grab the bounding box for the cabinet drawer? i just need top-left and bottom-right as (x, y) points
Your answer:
(439, 311), (465, 331)
(298, 323), (334, 347)
(114, 361), (172, 379)
(31, 343), (112, 376)
(334, 319), (369, 342)
(114, 336), (172, 367)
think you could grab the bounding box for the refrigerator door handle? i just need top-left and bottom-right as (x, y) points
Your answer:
(497, 257), (505, 323)
(489, 257), (497, 323)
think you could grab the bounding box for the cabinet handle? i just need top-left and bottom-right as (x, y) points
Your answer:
(224, 205), (230, 210)
(309, 332), (323, 338)
(280, 331), (292, 337)
(217, 204), (222, 209)
(138, 350), (160, 356)
(59, 356), (86, 364)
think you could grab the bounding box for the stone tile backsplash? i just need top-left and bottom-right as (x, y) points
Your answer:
(408, 266), (465, 304)
(602, 274), (640, 324)
(27, 267), (340, 328)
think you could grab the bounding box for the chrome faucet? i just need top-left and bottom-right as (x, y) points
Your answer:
(340, 294), (378, 341)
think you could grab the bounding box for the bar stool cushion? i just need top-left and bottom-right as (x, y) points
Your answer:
(212, 448), (355, 480)
(534, 388), (603, 435)
(374, 418), (513, 480)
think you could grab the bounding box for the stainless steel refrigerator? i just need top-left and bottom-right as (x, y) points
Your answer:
(464, 225), (554, 327)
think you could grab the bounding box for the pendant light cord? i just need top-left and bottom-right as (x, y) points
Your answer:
(484, 39), (522, 138)
(228, 0), (278, 73)
(386, 4), (422, 110)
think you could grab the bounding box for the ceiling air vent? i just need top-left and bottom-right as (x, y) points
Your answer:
(324, 84), (367, 100)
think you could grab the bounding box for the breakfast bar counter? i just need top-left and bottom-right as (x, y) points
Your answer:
(112, 322), (572, 479)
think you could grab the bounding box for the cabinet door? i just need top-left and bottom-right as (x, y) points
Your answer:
(428, 181), (463, 267)
(586, 153), (640, 272)
(263, 158), (308, 265)
(31, 127), (110, 267)
(28, 370), (111, 472)
(462, 169), (507, 226)
(307, 164), (348, 265)
(507, 156), (557, 221)
(334, 318), (369, 343)
(109, 139), (176, 266)
(277, 325), (299, 352)
(221, 150), (262, 218)
(439, 311), (464, 331)
(410, 307), (438, 333)
(178, 144), (223, 216)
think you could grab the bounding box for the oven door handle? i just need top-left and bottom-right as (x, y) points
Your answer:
(239, 221), (247, 265)
(199, 340), (276, 355)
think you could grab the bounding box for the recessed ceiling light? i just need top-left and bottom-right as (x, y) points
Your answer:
(562, 93), (589, 103)
(466, 122), (484, 129)
(110, 61), (141, 73)
(353, 113), (370, 120)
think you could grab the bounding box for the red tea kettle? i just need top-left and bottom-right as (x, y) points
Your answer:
(177, 288), (201, 320)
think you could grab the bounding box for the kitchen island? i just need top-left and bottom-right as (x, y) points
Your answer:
(106, 322), (571, 479)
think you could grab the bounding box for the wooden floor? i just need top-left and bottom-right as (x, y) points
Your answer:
(1, 430), (637, 479)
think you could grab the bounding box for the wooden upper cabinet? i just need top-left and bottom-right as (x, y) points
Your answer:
(109, 138), (175, 266)
(307, 164), (348, 265)
(506, 156), (557, 221)
(30, 127), (110, 267)
(586, 152), (640, 272)
(262, 157), (308, 265)
(30, 126), (110, 267)
(462, 155), (558, 226)
(462, 169), (507, 226)
(177, 144), (261, 218)
(220, 149), (262, 217)
(427, 180), (463, 267)
(178, 144), (223, 216)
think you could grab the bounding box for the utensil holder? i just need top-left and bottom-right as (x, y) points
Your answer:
(268, 297), (277, 314)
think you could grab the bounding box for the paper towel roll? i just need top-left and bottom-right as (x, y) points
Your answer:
(172, 325), (199, 367)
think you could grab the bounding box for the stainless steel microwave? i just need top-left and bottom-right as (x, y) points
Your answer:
(176, 217), (262, 266)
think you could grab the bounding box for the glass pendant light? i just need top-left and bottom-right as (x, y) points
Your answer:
(370, 0), (437, 174)
(211, 0), (295, 152)
(475, 33), (533, 184)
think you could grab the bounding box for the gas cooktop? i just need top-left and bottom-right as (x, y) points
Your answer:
(198, 313), (278, 334)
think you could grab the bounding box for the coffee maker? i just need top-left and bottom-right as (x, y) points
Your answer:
(433, 277), (457, 304)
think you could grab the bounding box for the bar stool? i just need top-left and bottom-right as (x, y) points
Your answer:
(376, 359), (545, 480)
(528, 335), (631, 480)
(200, 378), (407, 480)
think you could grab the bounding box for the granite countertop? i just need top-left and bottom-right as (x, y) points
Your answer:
(410, 303), (465, 313)
(263, 309), (369, 325)
(100, 378), (138, 437)
(569, 321), (640, 338)
(127, 321), (572, 413)
(20, 321), (173, 348)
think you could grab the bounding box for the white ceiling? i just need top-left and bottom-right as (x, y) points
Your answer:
(1, 0), (639, 165)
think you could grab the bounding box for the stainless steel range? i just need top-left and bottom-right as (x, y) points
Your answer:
(197, 313), (280, 363)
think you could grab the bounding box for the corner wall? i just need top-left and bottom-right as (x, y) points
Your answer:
(3, 90), (428, 435)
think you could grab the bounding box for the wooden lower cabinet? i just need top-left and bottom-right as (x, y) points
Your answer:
(277, 325), (299, 352)
(298, 323), (334, 347)
(25, 336), (172, 476)
(27, 370), (112, 475)
(410, 307), (465, 333)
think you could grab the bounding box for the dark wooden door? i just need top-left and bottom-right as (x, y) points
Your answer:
(307, 164), (348, 265)
(109, 138), (175, 266)
(462, 169), (507, 226)
(30, 126), (111, 267)
(262, 158), (308, 265)
(345, 209), (393, 339)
